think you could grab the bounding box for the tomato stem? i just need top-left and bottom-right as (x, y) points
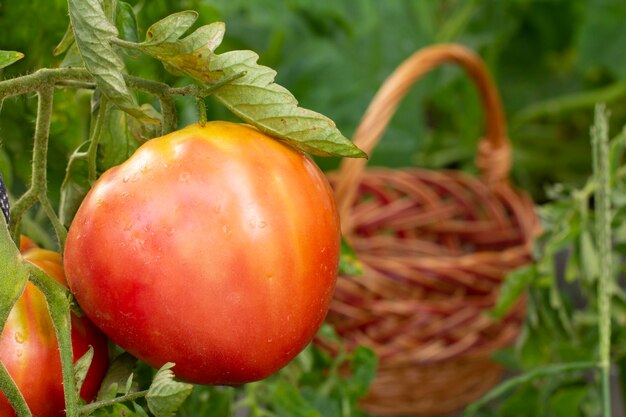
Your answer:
(0, 364), (32, 417)
(28, 263), (78, 417)
(77, 390), (149, 416)
(592, 104), (613, 417)
(197, 97), (207, 125)
(159, 95), (177, 135)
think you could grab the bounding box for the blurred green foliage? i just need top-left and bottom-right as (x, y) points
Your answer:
(2, 0), (626, 208)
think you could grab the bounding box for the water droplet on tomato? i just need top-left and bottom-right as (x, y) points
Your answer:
(267, 338), (273, 343)
(214, 205), (222, 214)
(122, 175), (130, 183)
(16, 349), (22, 358)
(222, 225), (231, 236)
(14, 332), (25, 344)
(179, 172), (191, 183)
(258, 221), (267, 229)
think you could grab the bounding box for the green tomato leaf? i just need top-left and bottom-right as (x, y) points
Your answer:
(93, 403), (143, 417)
(209, 50), (367, 158)
(116, 1), (140, 44)
(345, 346), (377, 401)
(579, 228), (599, 283)
(139, 22), (225, 84)
(0, 51), (24, 69)
(339, 237), (363, 276)
(488, 265), (534, 320)
(96, 352), (138, 401)
(144, 10), (199, 45)
(146, 363), (193, 417)
(0, 218), (28, 333)
(74, 346), (94, 397)
(97, 107), (141, 172)
(67, 0), (150, 121)
(270, 379), (322, 417)
(53, 24), (75, 57)
(60, 43), (84, 68)
(132, 403), (150, 417)
(548, 385), (588, 417)
(59, 142), (90, 228)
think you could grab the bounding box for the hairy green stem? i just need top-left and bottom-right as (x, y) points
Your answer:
(78, 390), (149, 415)
(8, 87), (61, 246)
(159, 95), (177, 135)
(110, 37), (143, 51)
(592, 103), (612, 417)
(197, 97), (207, 125)
(39, 197), (68, 250)
(463, 361), (596, 416)
(0, 223), (30, 416)
(28, 263), (77, 417)
(0, 364), (31, 417)
(9, 189), (37, 244)
(0, 68), (222, 102)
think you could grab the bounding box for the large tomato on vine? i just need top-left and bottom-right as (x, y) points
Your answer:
(0, 240), (109, 417)
(64, 121), (341, 385)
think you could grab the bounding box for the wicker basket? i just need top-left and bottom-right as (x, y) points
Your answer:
(324, 44), (538, 416)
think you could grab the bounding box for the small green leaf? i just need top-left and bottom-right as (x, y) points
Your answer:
(139, 22), (225, 84)
(59, 142), (90, 227)
(549, 385), (588, 417)
(60, 43), (84, 68)
(132, 403), (150, 417)
(345, 346), (377, 400)
(93, 403), (143, 417)
(209, 50), (367, 158)
(53, 24), (75, 56)
(68, 0), (150, 121)
(579, 228), (599, 283)
(0, 51), (24, 69)
(96, 352), (138, 401)
(488, 266), (533, 320)
(116, 2), (140, 44)
(339, 237), (363, 276)
(97, 107), (141, 172)
(144, 11), (199, 45)
(74, 346), (94, 397)
(0, 221), (28, 333)
(146, 363), (193, 417)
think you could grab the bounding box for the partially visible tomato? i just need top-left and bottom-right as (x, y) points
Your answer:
(64, 121), (340, 385)
(0, 242), (109, 417)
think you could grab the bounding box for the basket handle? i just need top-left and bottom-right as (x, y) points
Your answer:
(333, 44), (512, 232)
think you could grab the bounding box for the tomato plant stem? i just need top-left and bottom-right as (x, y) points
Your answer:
(462, 361), (597, 416)
(28, 263), (78, 417)
(592, 103), (612, 417)
(77, 390), (149, 416)
(0, 225), (30, 415)
(159, 95), (177, 135)
(0, 364), (31, 417)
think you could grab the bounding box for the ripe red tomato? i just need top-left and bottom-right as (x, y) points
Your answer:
(0, 242), (109, 417)
(63, 121), (340, 385)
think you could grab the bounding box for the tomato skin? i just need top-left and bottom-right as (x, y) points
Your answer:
(64, 121), (340, 385)
(0, 246), (109, 417)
